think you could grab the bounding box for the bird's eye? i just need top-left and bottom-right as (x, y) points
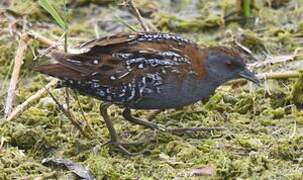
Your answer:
(225, 60), (233, 66)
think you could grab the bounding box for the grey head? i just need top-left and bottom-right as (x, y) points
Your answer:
(204, 47), (260, 86)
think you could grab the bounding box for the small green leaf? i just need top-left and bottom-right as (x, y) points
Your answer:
(38, 0), (66, 29)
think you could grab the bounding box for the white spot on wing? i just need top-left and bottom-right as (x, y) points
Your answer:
(66, 59), (81, 64)
(138, 64), (144, 69)
(93, 60), (99, 65)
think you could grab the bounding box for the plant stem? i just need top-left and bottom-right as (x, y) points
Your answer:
(242, 0), (251, 17)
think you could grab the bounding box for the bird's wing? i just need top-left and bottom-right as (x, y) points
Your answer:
(44, 32), (206, 84)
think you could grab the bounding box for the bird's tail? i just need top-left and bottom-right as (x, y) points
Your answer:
(33, 51), (83, 80)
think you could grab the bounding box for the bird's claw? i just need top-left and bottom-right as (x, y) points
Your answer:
(101, 140), (144, 156)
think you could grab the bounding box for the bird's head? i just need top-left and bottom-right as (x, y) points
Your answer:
(205, 47), (260, 85)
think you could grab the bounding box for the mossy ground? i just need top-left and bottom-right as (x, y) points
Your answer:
(0, 0), (303, 179)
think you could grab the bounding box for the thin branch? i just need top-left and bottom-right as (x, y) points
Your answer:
(0, 137), (6, 152)
(73, 92), (99, 139)
(46, 88), (92, 139)
(63, 0), (71, 116)
(73, 92), (89, 124)
(249, 55), (293, 68)
(28, 31), (64, 50)
(225, 70), (300, 85)
(114, 15), (138, 32)
(258, 71), (300, 79)
(6, 79), (59, 121)
(235, 40), (302, 69)
(167, 126), (225, 134)
(128, 0), (149, 32)
(4, 32), (30, 118)
(32, 32), (66, 61)
(28, 31), (82, 54)
(235, 40), (258, 61)
(64, 88), (71, 112)
(248, 48), (302, 68)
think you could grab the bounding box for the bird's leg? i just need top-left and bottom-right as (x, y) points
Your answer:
(123, 108), (224, 134)
(122, 108), (164, 130)
(100, 103), (139, 155)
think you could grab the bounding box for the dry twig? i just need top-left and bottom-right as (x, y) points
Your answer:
(6, 78), (58, 121)
(4, 33), (30, 118)
(235, 40), (302, 69)
(226, 70), (300, 85)
(46, 88), (92, 139)
(168, 127), (225, 134)
(248, 48), (302, 68)
(127, 0), (150, 32)
(28, 31), (64, 50)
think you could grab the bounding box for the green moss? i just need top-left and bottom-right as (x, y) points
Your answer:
(239, 30), (265, 51)
(18, 107), (50, 126)
(86, 149), (176, 179)
(236, 135), (263, 150)
(235, 94), (254, 114)
(204, 92), (224, 110)
(164, 140), (202, 162)
(8, 0), (46, 19)
(153, 12), (223, 32)
(0, 41), (17, 79)
(262, 107), (285, 119)
(0, 147), (54, 179)
(270, 136), (303, 161)
(291, 70), (303, 106)
(11, 124), (42, 150)
(8, 0), (74, 25)
(258, 118), (277, 126)
(265, 80), (290, 108)
(294, 110), (303, 125)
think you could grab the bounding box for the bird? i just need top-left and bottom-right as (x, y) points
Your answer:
(34, 32), (260, 155)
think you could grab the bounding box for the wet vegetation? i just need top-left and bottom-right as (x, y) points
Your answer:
(0, 0), (303, 179)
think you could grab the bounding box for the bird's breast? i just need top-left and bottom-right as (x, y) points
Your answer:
(128, 74), (217, 109)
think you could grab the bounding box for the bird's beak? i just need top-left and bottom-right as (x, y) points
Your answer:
(239, 68), (260, 86)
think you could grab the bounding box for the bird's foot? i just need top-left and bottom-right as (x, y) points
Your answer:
(101, 140), (146, 156)
(101, 140), (151, 156)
